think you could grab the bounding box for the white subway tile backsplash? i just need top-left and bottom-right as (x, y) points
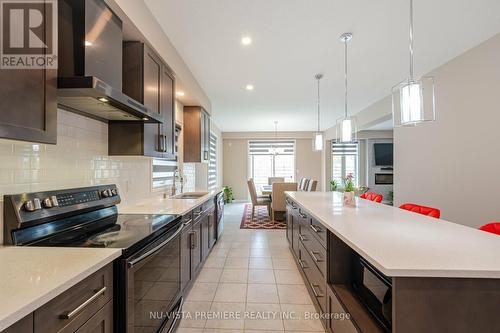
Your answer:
(0, 109), (156, 243)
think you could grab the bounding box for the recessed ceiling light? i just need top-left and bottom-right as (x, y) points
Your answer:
(241, 36), (252, 46)
(176, 91), (185, 96)
(98, 97), (108, 102)
(246, 84), (254, 91)
(142, 117), (149, 121)
(84, 41), (92, 46)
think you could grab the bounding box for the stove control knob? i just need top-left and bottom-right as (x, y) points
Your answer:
(42, 197), (53, 208)
(111, 189), (118, 196)
(51, 196), (59, 207)
(101, 189), (111, 198)
(24, 198), (42, 212)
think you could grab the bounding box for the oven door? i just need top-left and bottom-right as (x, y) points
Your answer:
(122, 222), (184, 333)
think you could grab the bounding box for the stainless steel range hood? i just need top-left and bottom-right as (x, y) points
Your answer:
(57, 0), (162, 123)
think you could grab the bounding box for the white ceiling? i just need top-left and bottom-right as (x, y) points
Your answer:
(144, 0), (500, 132)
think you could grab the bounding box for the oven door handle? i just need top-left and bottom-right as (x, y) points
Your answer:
(128, 223), (184, 268)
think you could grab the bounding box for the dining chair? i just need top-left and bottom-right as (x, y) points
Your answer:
(479, 222), (500, 236)
(268, 177), (285, 185)
(360, 192), (383, 203)
(399, 203), (441, 219)
(247, 178), (271, 218)
(271, 182), (298, 221)
(306, 179), (318, 192)
(298, 178), (307, 191)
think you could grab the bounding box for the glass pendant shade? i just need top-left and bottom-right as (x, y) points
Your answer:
(336, 116), (357, 143)
(392, 76), (435, 126)
(312, 132), (324, 151)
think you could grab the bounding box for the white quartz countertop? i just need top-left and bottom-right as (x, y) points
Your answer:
(118, 188), (223, 216)
(0, 247), (121, 331)
(286, 191), (500, 279)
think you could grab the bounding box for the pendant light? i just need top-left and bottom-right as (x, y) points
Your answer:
(336, 33), (357, 143)
(271, 121), (279, 155)
(312, 73), (324, 151)
(392, 0), (435, 126)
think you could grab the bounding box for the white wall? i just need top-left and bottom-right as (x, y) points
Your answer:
(222, 132), (322, 200)
(395, 33), (500, 228)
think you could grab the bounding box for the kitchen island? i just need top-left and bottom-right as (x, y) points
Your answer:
(285, 191), (500, 333)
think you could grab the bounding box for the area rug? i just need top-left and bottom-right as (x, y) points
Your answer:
(240, 204), (286, 230)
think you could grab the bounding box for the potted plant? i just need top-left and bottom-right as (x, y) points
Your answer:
(223, 186), (234, 204)
(330, 179), (339, 192)
(343, 174), (356, 206)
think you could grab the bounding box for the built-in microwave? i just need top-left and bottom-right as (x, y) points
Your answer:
(351, 254), (392, 332)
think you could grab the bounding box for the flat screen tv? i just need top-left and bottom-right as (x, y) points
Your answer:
(374, 143), (393, 166)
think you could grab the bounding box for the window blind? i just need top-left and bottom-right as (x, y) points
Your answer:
(248, 140), (295, 155)
(208, 132), (217, 191)
(152, 159), (177, 189)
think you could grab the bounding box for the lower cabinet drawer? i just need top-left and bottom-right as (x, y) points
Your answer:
(34, 264), (113, 333)
(310, 217), (327, 248)
(74, 300), (113, 333)
(327, 287), (357, 333)
(299, 226), (327, 278)
(299, 241), (327, 313)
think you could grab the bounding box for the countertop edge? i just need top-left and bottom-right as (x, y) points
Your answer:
(0, 249), (121, 331)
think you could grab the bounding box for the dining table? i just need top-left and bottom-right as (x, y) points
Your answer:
(261, 185), (273, 196)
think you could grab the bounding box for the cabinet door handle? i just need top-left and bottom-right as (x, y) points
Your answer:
(310, 225), (321, 233)
(157, 134), (164, 152)
(310, 251), (323, 263)
(310, 283), (325, 298)
(190, 231), (197, 249)
(183, 219), (193, 227)
(299, 234), (307, 242)
(299, 213), (307, 218)
(162, 135), (167, 152)
(59, 286), (107, 319)
(204, 150), (209, 160)
(298, 259), (308, 269)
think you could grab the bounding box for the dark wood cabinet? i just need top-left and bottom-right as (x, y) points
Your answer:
(109, 42), (175, 158)
(207, 207), (216, 250)
(183, 106), (210, 162)
(1, 264), (113, 333)
(180, 213), (193, 292)
(292, 209), (300, 259)
(74, 300), (113, 333)
(0, 10), (57, 145)
(1, 314), (33, 333)
(190, 216), (203, 278)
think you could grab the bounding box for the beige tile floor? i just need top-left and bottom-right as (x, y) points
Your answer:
(178, 203), (325, 333)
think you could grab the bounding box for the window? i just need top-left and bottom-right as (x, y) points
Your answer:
(208, 132), (218, 191)
(248, 140), (295, 190)
(152, 159), (177, 189)
(332, 142), (359, 186)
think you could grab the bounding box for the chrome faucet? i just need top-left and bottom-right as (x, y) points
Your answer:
(171, 168), (184, 196)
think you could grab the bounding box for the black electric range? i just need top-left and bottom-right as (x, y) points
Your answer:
(4, 185), (184, 333)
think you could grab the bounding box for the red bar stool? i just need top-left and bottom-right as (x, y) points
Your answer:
(360, 192), (383, 203)
(399, 203), (441, 219)
(479, 222), (500, 236)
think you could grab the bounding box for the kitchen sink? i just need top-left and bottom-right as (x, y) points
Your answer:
(172, 192), (209, 199)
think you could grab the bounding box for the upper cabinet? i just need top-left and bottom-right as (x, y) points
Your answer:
(184, 106), (210, 163)
(108, 42), (175, 158)
(0, 0), (57, 144)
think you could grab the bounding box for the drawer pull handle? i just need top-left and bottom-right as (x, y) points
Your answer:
(183, 219), (193, 227)
(60, 286), (107, 319)
(299, 259), (308, 269)
(299, 234), (307, 242)
(310, 225), (321, 233)
(310, 251), (324, 263)
(310, 283), (325, 298)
